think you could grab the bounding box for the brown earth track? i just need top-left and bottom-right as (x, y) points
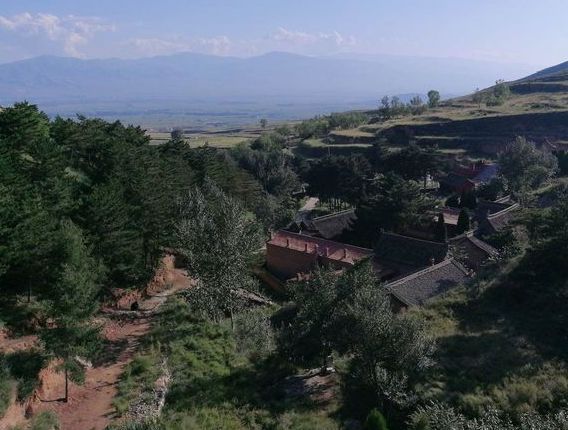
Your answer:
(0, 256), (192, 430)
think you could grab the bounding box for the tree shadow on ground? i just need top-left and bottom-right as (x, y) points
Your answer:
(164, 355), (329, 420)
(92, 337), (129, 367)
(421, 273), (568, 406)
(451, 276), (568, 361)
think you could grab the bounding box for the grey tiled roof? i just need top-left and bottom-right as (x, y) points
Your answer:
(440, 173), (475, 189)
(308, 209), (356, 240)
(449, 232), (498, 269)
(476, 200), (515, 217)
(449, 232), (498, 256)
(375, 232), (449, 267)
(478, 203), (520, 235)
(386, 259), (470, 307)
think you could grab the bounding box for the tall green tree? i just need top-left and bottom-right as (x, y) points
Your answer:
(499, 137), (558, 192)
(175, 182), (262, 328)
(0, 102), (50, 151)
(0, 104), (65, 298)
(345, 278), (435, 417)
(409, 96), (426, 115)
(281, 268), (350, 367)
(386, 144), (442, 188)
(305, 155), (372, 208)
(40, 221), (104, 402)
(352, 174), (434, 247)
(379, 96), (392, 120)
(282, 262), (434, 417)
(456, 209), (471, 234)
(435, 213), (448, 242)
(427, 90), (441, 108)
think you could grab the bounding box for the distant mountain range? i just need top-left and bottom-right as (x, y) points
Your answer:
(0, 52), (540, 126)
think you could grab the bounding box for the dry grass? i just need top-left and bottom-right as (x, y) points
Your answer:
(148, 132), (254, 148)
(329, 128), (374, 138)
(302, 138), (372, 149)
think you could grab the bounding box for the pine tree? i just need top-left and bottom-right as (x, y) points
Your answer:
(86, 179), (146, 287)
(352, 174), (435, 247)
(446, 194), (460, 208)
(456, 209), (471, 235)
(460, 190), (477, 210)
(364, 409), (389, 430)
(0, 102), (50, 151)
(40, 221), (104, 402)
(435, 213), (448, 243)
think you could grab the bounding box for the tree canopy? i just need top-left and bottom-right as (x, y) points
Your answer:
(499, 137), (558, 192)
(351, 174), (435, 247)
(175, 183), (262, 326)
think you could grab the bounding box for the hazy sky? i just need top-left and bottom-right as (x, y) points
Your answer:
(0, 0), (566, 66)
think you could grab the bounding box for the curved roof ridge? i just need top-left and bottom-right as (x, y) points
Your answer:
(385, 259), (455, 288)
(486, 202), (520, 219)
(381, 231), (447, 246)
(312, 208), (355, 221)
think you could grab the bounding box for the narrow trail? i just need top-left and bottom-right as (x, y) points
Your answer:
(35, 315), (153, 430)
(0, 256), (192, 430)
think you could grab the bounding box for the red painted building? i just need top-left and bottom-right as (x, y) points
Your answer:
(266, 230), (374, 280)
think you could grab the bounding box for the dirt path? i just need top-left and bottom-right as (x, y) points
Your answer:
(0, 256), (191, 430)
(35, 315), (153, 430)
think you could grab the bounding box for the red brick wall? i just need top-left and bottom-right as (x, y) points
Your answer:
(266, 243), (318, 279)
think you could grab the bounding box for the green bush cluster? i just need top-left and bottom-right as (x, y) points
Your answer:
(30, 411), (60, 430)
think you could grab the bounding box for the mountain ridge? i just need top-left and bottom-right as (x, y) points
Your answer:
(0, 51), (535, 103)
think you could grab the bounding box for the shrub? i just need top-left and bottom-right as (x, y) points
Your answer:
(130, 355), (155, 377)
(234, 309), (275, 359)
(364, 409), (389, 430)
(276, 411), (340, 430)
(107, 419), (165, 430)
(5, 350), (46, 401)
(0, 375), (11, 418)
(30, 411), (60, 430)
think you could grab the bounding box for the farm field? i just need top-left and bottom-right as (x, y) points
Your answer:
(147, 127), (265, 148)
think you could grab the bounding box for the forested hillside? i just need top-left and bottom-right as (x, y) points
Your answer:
(1, 101), (568, 430)
(0, 102), (297, 300)
(0, 101), (307, 428)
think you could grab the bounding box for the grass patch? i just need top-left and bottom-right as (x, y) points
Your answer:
(301, 139), (371, 149)
(113, 351), (162, 416)
(329, 128), (374, 138)
(411, 275), (568, 420)
(148, 132), (254, 148)
(112, 299), (340, 429)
